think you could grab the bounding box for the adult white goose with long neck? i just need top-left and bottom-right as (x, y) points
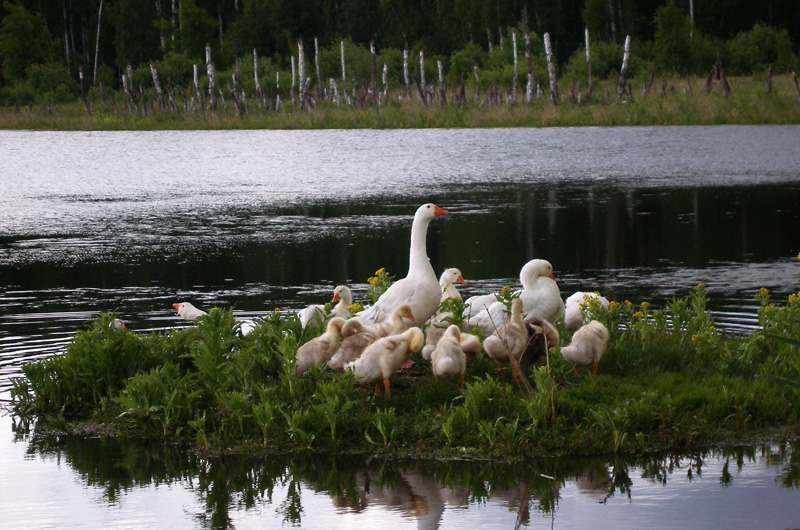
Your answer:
(356, 203), (447, 327)
(467, 259), (565, 335)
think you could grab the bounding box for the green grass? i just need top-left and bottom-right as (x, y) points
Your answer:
(10, 284), (800, 460)
(2, 75), (800, 130)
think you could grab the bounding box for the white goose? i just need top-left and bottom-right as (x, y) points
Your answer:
(172, 301), (257, 335)
(298, 285), (353, 330)
(564, 291), (610, 333)
(467, 259), (564, 335)
(173, 302), (207, 321)
(482, 298), (528, 382)
(421, 267), (466, 360)
(355, 203), (447, 327)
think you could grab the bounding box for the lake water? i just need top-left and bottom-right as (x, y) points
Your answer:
(1, 126), (800, 528)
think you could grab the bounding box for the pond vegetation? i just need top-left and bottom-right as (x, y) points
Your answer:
(10, 280), (800, 461)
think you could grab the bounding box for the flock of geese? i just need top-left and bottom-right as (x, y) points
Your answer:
(173, 203), (611, 395)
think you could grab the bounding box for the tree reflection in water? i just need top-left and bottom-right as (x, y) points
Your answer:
(13, 419), (800, 529)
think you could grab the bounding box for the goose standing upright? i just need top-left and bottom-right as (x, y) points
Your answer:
(430, 325), (469, 386)
(467, 259), (564, 335)
(355, 203), (447, 327)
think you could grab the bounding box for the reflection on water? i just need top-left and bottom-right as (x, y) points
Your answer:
(3, 414), (798, 529)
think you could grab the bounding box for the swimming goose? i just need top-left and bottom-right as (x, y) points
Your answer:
(355, 203), (447, 327)
(173, 301), (207, 321)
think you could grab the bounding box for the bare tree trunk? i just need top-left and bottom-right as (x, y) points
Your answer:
(382, 63), (388, 99)
(93, 0), (104, 85)
(150, 63), (166, 110)
(254, 49), (262, 105)
(414, 76), (427, 106)
(419, 51), (426, 94)
(543, 33), (558, 106)
(298, 41), (308, 108)
(370, 41), (377, 102)
(525, 33), (533, 103)
(403, 47), (410, 100)
(437, 59), (446, 106)
(689, 0), (694, 38)
(290, 55), (297, 107)
(193, 64), (203, 110)
(616, 35), (631, 98)
(206, 43), (217, 110)
(314, 37), (322, 101)
(585, 28), (593, 99)
(275, 71), (281, 111)
(512, 31), (518, 104)
(340, 40), (349, 106)
(716, 57), (730, 97)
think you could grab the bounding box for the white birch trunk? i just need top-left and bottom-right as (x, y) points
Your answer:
(253, 49), (262, 101)
(93, 0), (104, 85)
(330, 78), (340, 106)
(340, 40), (349, 106)
(290, 55), (297, 106)
(403, 48), (410, 100)
(150, 63), (165, 109)
(419, 51), (426, 94)
(543, 33), (558, 106)
(193, 64), (203, 110)
(585, 29), (593, 98)
(314, 37), (322, 100)
(525, 33), (533, 103)
(298, 41), (307, 107)
(616, 35), (631, 98)
(512, 31), (518, 104)
(382, 63), (388, 97)
(276, 71), (280, 111)
(689, 0), (694, 38)
(487, 27), (492, 54)
(437, 59), (445, 105)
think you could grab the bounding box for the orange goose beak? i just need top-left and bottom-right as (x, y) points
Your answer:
(456, 275), (465, 284)
(433, 205), (448, 216)
(172, 303), (181, 311)
(331, 292), (340, 302)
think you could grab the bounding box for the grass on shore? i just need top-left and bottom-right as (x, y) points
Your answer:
(10, 284), (800, 460)
(2, 75), (800, 130)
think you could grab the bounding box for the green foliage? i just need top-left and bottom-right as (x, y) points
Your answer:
(0, 1), (57, 84)
(366, 267), (394, 304)
(653, 0), (693, 74)
(725, 23), (797, 75)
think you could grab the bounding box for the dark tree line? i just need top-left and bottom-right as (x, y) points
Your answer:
(1, 0), (799, 100)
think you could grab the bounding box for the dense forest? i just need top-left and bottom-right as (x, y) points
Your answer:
(1, 0), (799, 106)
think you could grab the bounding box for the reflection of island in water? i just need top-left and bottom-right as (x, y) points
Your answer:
(15, 420), (800, 528)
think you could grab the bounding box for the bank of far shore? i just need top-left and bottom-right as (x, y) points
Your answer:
(2, 75), (800, 131)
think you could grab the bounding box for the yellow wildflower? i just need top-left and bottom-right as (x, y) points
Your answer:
(367, 276), (378, 284)
(347, 302), (363, 313)
(501, 286), (511, 294)
(375, 268), (385, 275)
(624, 300), (632, 306)
(634, 311), (644, 318)
(641, 302), (651, 311)
(609, 301), (620, 309)
(797, 252), (800, 261)
(273, 307), (281, 312)
(692, 335), (697, 342)
(760, 287), (769, 296)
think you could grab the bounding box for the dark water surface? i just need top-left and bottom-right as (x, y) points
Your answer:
(1, 126), (800, 528)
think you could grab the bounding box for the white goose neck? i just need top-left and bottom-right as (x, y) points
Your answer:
(409, 212), (434, 274)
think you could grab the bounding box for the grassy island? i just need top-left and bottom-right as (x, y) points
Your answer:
(10, 283), (800, 460)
